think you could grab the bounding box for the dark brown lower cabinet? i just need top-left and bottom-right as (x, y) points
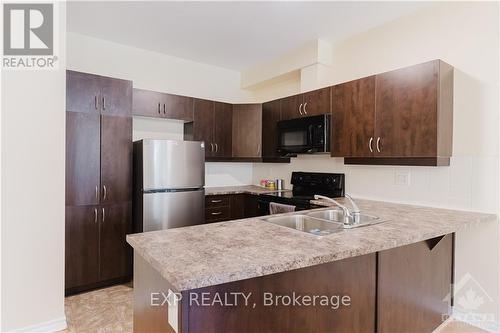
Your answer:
(205, 194), (262, 223)
(99, 202), (132, 281)
(65, 205), (100, 289)
(377, 234), (453, 333)
(65, 203), (132, 294)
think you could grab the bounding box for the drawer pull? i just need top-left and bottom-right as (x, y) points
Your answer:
(211, 199), (223, 203)
(211, 212), (222, 216)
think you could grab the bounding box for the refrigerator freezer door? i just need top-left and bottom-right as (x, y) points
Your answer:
(142, 139), (205, 191)
(143, 189), (205, 232)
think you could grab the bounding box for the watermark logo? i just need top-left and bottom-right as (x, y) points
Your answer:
(2, 2), (58, 69)
(443, 273), (496, 326)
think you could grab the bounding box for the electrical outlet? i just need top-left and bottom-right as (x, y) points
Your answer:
(394, 170), (411, 186)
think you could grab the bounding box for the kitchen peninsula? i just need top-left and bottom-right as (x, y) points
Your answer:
(127, 197), (494, 333)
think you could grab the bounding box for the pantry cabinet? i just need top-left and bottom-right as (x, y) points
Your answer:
(65, 70), (132, 295)
(332, 60), (453, 166)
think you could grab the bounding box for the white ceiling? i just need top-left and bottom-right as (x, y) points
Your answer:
(67, 1), (430, 71)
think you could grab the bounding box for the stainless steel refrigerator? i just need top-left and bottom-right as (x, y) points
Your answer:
(133, 139), (205, 232)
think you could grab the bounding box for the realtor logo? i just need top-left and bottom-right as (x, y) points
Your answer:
(2, 2), (58, 69)
(3, 3), (53, 55)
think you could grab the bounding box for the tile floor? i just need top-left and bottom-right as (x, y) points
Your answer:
(61, 284), (487, 333)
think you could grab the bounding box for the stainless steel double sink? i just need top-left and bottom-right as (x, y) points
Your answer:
(262, 209), (385, 236)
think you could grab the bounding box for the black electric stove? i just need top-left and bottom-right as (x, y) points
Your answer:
(257, 172), (345, 215)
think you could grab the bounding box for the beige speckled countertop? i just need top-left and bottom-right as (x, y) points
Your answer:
(205, 185), (291, 196)
(127, 198), (496, 292)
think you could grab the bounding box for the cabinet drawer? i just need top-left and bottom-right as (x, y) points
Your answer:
(205, 195), (231, 208)
(205, 206), (231, 222)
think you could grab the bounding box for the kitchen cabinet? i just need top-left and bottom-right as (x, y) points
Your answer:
(65, 70), (132, 294)
(331, 76), (376, 157)
(262, 99), (281, 157)
(214, 102), (233, 157)
(133, 88), (193, 121)
(65, 205), (100, 289)
(99, 202), (132, 281)
(100, 115), (133, 204)
(281, 87), (331, 120)
(66, 112), (101, 206)
(193, 99), (233, 158)
(204, 194), (261, 223)
(232, 104), (262, 157)
(66, 70), (131, 116)
(193, 98), (215, 157)
(378, 234), (452, 333)
(333, 60), (453, 166)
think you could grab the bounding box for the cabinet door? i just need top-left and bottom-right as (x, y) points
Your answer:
(99, 202), (132, 281)
(165, 93), (194, 121)
(66, 70), (100, 114)
(262, 100), (281, 157)
(303, 87), (330, 117)
(332, 77), (376, 157)
(280, 94), (303, 120)
(378, 235), (452, 333)
(232, 104), (262, 157)
(375, 61), (438, 157)
(214, 102), (233, 157)
(101, 115), (132, 204)
(193, 98), (215, 157)
(100, 76), (132, 116)
(65, 205), (100, 290)
(244, 194), (259, 218)
(132, 88), (164, 118)
(66, 112), (100, 206)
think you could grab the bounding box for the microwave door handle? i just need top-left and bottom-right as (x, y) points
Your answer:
(309, 125), (314, 151)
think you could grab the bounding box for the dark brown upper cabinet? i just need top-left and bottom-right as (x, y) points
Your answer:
(232, 104), (262, 158)
(66, 70), (132, 116)
(262, 100), (281, 157)
(193, 98), (215, 157)
(281, 87), (331, 120)
(132, 88), (193, 121)
(214, 102), (233, 157)
(333, 60), (453, 166)
(331, 76), (376, 157)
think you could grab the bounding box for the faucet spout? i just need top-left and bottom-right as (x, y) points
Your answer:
(313, 194), (361, 225)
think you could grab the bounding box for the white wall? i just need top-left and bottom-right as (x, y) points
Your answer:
(253, 2), (500, 330)
(68, 32), (255, 187)
(1, 4), (67, 332)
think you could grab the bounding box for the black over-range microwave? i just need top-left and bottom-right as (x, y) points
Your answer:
(277, 114), (330, 155)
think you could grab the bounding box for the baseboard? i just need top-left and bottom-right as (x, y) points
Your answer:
(452, 308), (500, 333)
(7, 316), (67, 333)
(432, 316), (453, 332)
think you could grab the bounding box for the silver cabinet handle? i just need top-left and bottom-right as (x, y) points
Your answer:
(158, 102), (161, 114)
(103, 185), (107, 201)
(94, 208), (98, 223)
(102, 208), (105, 223)
(299, 103), (303, 115)
(94, 96), (98, 110)
(257, 143), (261, 156)
(211, 199), (222, 203)
(102, 96), (105, 110)
(95, 185), (99, 201)
(211, 212), (222, 216)
(376, 137), (381, 153)
(369, 137), (373, 153)
(303, 102), (308, 114)
(210, 143), (214, 152)
(163, 103), (166, 115)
